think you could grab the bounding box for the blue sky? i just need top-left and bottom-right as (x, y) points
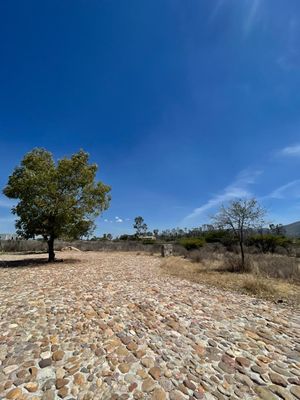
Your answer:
(0, 0), (300, 236)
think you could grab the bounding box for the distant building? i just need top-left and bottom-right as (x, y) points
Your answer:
(0, 233), (19, 241)
(138, 235), (156, 241)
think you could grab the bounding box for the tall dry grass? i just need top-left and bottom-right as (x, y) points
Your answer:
(160, 250), (300, 306)
(0, 239), (162, 254)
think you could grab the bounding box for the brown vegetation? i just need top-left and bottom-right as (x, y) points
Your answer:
(160, 250), (300, 306)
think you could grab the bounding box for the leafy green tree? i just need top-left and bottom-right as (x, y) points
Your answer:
(213, 198), (265, 271)
(133, 216), (147, 237)
(269, 223), (286, 236)
(153, 229), (159, 237)
(246, 234), (291, 254)
(4, 148), (111, 262)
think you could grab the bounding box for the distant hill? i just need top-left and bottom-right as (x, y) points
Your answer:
(283, 221), (300, 238)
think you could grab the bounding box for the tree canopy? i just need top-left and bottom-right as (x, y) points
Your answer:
(4, 148), (111, 261)
(133, 216), (147, 237)
(213, 198), (265, 270)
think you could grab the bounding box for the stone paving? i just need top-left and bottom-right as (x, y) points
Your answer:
(0, 251), (300, 400)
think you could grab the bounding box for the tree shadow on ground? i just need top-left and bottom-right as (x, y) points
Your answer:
(0, 257), (82, 268)
(0, 258), (50, 268)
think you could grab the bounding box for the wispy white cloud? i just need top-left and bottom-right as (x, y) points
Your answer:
(104, 216), (126, 223)
(209, 0), (264, 34)
(183, 169), (262, 223)
(280, 144), (300, 157)
(209, 0), (226, 23)
(244, 0), (263, 34)
(268, 180), (300, 199)
(277, 18), (300, 70)
(183, 188), (249, 222)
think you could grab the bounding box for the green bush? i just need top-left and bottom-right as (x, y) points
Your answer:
(246, 234), (292, 254)
(203, 230), (237, 249)
(179, 237), (205, 250)
(119, 234), (137, 241)
(203, 230), (229, 243)
(119, 234), (130, 241)
(142, 239), (156, 245)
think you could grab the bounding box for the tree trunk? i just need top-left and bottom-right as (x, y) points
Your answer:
(239, 240), (245, 271)
(47, 236), (55, 262)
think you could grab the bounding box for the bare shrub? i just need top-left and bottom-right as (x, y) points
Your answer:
(246, 245), (262, 255)
(294, 246), (300, 258)
(223, 252), (300, 280)
(189, 250), (203, 263)
(208, 242), (226, 253)
(173, 244), (189, 257)
(275, 246), (291, 256)
(183, 244), (223, 264)
(160, 254), (300, 305)
(251, 254), (300, 281)
(224, 253), (253, 273)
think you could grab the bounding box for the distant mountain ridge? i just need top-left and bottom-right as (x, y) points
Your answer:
(283, 221), (300, 238)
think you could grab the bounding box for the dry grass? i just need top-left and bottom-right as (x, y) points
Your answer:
(160, 255), (300, 307)
(241, 275), (276, 296)
(250, 253), (300, 280)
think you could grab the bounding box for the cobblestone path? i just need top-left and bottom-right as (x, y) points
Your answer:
(0, 252), (300, 400)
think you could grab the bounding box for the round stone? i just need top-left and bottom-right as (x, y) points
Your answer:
(57, 386), (69, 398)
(151, 388), (166, 400)
(52, 350), (65, 361)
(235, 357), (250, 368)
(118, 363), (131, 373)
(142, 377), (156, 393)
(56, 378), (69, 389)
(164, 369), (172, 378)
(291, 386), (300, 399)
(56, 368), (65, 379)
(254, 387), (278, 400)
(137, 369), (148, 379)
(141, 357), (155, 368)
(39, 358), (52, 368)
(129, 382), (138, 391)
(6, 388), (23, 399)
(24, 382), (38, 392)
(149, 367), (161, 380)
(169, 390), (186, 400)
(73, 373), (85, 386)
(269, 372), (288, 387)
(41, 351), (52, 359)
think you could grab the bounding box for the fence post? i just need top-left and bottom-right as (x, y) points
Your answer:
(161, 244), (173, 257)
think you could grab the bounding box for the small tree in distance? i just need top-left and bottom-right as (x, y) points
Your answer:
(269, 223), (286, 236)
(133, 216), (147, 237)
(153, 229), (159, 237)
(4, 148), (111, 262)
(212, 198), (266, 271)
